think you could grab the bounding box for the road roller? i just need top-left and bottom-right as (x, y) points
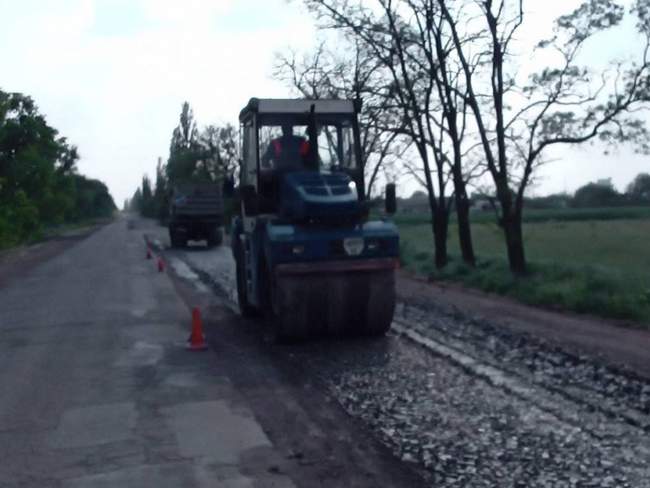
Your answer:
(231, 98), (399, 340)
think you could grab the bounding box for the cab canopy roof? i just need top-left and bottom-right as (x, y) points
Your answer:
(239, 98), (360, 123)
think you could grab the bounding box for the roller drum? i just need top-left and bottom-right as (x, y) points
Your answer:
(271, 269), (395, 340)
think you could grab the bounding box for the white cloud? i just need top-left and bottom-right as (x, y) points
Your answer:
(139, 0), (235, 25)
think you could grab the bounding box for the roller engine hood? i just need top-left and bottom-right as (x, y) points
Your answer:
(279, 171), (362, 224)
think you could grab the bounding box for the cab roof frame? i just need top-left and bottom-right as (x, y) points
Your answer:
(239, 98), (362, 123)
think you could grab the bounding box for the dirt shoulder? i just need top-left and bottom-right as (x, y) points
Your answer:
(0, 220), (111, 290)
(397, 270), (650, 379)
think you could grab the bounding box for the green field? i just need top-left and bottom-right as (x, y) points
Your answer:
(396, 205), (650, 226)
(398, 210), (650, 325)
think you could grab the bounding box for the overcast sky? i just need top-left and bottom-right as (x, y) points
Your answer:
(1, 0), (648, 203)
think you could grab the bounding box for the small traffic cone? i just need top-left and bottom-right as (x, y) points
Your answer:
(157, 256), (165, 272)
(187, 307), (208, 351)
(146, 247), (152, 259)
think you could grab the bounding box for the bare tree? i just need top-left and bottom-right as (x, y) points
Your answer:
(304, 0), (650, 274)
(306, 0), (459, 268)
(437, 0), (650, 273)
(401, 0), (477, 265)
(273, 41), (403, 198)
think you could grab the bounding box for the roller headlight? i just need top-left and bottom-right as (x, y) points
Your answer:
(343, 237), (364, 256)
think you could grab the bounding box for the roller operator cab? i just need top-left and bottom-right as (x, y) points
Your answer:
(231, 98), (399, 340)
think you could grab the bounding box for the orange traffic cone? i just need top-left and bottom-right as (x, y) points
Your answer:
(146, 247), (152, 259)
(187, 307), (208, 351)
(157, 256), (165, 272)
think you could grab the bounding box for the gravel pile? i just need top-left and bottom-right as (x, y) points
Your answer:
(396, 302), (650, 427)
(280, 305), (650, 486)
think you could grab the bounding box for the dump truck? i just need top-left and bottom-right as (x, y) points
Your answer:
(231, 98), (399, 340)
(169, 182), (224, 248)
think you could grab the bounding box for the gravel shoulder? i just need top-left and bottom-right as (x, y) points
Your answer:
(397, 271), (650, 379)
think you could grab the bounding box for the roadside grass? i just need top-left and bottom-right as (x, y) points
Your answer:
(0, 217), (113, 251)
(41, 217), (113, 238)
(399, 218), (650, 325)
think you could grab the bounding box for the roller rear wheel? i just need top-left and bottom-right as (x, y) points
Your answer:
(235, 246), (257, 317)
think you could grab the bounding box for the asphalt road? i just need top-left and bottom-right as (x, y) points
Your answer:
(0, 218), (422, 487)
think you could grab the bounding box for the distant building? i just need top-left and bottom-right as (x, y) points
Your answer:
(471, 199), (492, 212)
(399, 191), (430, 214)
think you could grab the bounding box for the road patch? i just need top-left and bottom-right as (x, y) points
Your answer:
(49, 402), (136, 449)
(163, 400), (271, 464)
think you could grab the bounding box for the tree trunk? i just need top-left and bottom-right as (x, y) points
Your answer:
(494, 176), (527, 274)
(432, 206), (449, 269)
(502, 213), (526, 274)
(416, 141), (448, 271)
(452, 173), (475, 266)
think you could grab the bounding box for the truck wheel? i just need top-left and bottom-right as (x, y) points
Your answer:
(207, 228), (223, 248)
(169, 229), (180, 248)
(172, 234), (186, 249)
(235, 246), (257, 318)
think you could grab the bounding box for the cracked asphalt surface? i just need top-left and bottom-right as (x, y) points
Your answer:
(145, 219), (650, 488)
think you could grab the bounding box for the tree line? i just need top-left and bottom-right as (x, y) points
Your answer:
(128, 102), (239, 221)
(0, 89), (115, 249)
(466, 172), (650, 212)
(568, 174), (650, 207)
(275, 0), (650, 274)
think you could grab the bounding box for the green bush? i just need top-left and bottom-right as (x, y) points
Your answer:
(0, 213), (13, 249)
(12, 190), (41, 241)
